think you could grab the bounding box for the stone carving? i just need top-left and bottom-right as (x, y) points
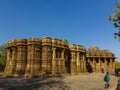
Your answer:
(4, 37), (115, 77)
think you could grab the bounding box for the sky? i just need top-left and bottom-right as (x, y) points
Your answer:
(0, 0), (120, 60)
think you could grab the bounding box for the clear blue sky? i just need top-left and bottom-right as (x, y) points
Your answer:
(0, 0), (120, 60)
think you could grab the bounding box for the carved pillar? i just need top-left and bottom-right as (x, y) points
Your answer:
(104, 58), (107, 72)
(42, 45), (52, 74)
(76, 52), (80, 73)
(58, 50), (62, 73)
(52, 47), (56, 76)
(4, 48), (12, 76)
(7, 48), (12, 61)
(25, 38), (42, 77)
(15, 39), (27, 76)
(70, 52), (77, 75)
(83, 54), (86, 72)
(94, 60), (96, 72)
(4, 40), (17, 76)
(79, 54), (82, 72)
(61, 49), (67, 74)
(42, 46), (47, 72)
(92, 58), (95, 72)
(70, 52), (74, 75)
(92, 58), (96, 72)
(98, 58), (101, 72)
(46, 46), (52, 74)
(30, 45), (35, 75)
(88, 58), (90, 63)
(25, 45), (31, 75)
(29, 43), (42, 76)
(109, 58), (113, 73)
(110, 58), (113, 68)
(80, 54), (85, 72)
(100, 59), (102, 72)
(10, 47), (17, 75)
(26, 43), (42, 76)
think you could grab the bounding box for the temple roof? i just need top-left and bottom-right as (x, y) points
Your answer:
(88, 46), (99, 51)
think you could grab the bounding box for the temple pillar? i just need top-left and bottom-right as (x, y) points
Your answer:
(41, 45), (52, 74)
(25, 45), (31, 76)
(94, 60), (96, 72)
(25, 38), (42, 77)
(92, 58), (95, 72)
(82, 54), (86, 72)
(76, 52), (80, 73)
(61, 49), (67, 74)
(88, 58), (90, 63)
(104, 58), (108, 72)
(15, 39), (27, 76)
(42, 46), (47, 72)
(52, 47), (56, 76)
(110, 58), (113, 68)
(97, 58), (101, 72)
(10, 47), (17, 75)
(58, 50), (62, 74)
(80, 54), (83, 72)
(4, 48), (12, 76)
(70, 52), (77, 75)
(109, 58), (114, 73)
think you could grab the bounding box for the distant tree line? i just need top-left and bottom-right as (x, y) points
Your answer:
(0, 44), (6, 72)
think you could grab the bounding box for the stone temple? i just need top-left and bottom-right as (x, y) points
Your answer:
(4, 37), (115, 77)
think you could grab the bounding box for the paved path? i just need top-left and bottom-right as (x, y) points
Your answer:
(0, 73), (118, 90)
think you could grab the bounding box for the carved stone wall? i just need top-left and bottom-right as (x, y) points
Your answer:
(25, 38), (41, 77)
(86, 46), (115, 73)
(69, 44), (86, 75)
(4, 37), (115, 77)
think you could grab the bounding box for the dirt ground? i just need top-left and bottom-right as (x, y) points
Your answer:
(0, 72), (118, 90)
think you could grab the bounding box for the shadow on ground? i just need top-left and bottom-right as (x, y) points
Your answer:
(0, 76), (70, 90)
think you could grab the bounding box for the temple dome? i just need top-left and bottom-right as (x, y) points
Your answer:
(88, 46), (99, 51)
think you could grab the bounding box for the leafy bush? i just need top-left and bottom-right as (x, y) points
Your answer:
(0, 44), (6, 72)
(114, 60), (120, 69)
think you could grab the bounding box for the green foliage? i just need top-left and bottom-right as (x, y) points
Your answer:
(0, 44), (6, 71)
(114, 60), (120, 69)
(108, 1), (120, 40)
(116, 2), (120, 8)
(108, 2), (120, 22)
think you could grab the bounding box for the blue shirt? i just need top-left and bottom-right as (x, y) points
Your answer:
(106, 74), (110, 81)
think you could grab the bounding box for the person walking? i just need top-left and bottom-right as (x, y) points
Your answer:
(104, 72), (110, 88)
(101, 68), (104, 73)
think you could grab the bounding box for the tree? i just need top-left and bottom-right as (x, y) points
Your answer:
(109, 1), (120, 41)
(114, 60), (120, 69)
(0, 44), (7, 71)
